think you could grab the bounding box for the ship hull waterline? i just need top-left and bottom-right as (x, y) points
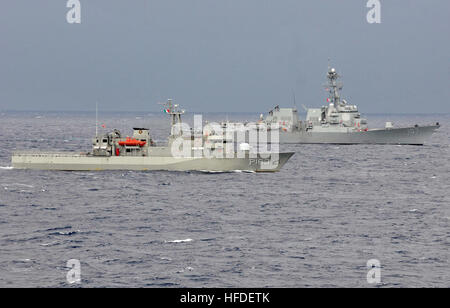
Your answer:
(278, 125), (439, 145)
(11, 152), (294, 172)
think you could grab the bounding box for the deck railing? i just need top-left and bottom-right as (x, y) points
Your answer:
(12, 151), (89, 157)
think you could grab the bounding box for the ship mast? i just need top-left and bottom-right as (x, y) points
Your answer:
(95, 101), (98, 137)
(160, 99), (185, 136)
(326, 68), (343, 108)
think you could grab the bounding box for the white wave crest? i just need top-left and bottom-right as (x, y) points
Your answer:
(166, 238), (193, 243)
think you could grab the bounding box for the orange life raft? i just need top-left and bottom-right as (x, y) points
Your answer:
(118, 137), (147, 147)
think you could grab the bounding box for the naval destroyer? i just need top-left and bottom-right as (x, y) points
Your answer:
(11, 100), (294, 172)
(262, 67), (440, 145)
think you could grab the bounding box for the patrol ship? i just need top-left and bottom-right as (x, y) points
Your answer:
(263, 67), (440, 145)
(11, 100), (294, 172)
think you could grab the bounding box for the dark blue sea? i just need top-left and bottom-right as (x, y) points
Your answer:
(0, 111), (448, 287)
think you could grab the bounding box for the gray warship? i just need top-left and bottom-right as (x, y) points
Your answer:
(263, 67), (440, 145)
(11, 100), (294, 172)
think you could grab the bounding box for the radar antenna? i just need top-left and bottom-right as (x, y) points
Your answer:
(291, 89), (297, 109)
(325, 67), (343, 108)
(158, 99), (185, 136)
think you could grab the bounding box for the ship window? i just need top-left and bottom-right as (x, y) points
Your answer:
(103, 139), (107, 143)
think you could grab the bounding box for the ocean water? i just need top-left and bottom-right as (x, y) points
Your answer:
(0, 111), (448, 288)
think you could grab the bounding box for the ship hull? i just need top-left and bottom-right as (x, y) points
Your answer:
(279, 125), (439, 145)
(11, 152), (294, 172)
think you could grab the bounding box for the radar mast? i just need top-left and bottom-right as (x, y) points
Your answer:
(325, 68), (344, 108)
(159, 99), (185, 137)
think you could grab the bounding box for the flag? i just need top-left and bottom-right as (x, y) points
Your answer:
(164, 109), (170, 114)
(326, 98), (330, 103)
(101, 124), (106, 128)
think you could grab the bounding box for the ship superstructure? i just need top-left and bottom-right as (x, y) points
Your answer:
(262, 68), (440, 145)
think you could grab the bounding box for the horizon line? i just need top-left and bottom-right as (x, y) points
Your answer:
(1, 109), (449, 116)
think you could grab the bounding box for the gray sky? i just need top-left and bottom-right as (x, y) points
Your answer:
(0, 0), (449, 113)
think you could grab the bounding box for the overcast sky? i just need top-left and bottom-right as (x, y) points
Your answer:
(0, 0), (449, 113)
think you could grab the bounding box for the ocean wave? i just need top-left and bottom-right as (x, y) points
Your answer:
(4, 183), (34, 188)
(49, 230), (79, 236)
(165, 238), (193, 243)
(39, 241), (60, 247)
